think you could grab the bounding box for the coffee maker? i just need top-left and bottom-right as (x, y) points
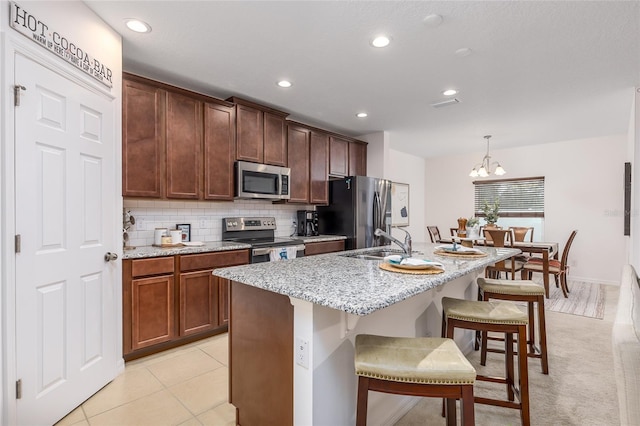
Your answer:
(297, 210), (319, 236)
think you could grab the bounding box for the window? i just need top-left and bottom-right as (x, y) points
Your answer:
(474, 177), (545, 218)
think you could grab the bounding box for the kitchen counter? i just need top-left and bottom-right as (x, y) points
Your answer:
(121, 241), (251, 259)
(299, 234), (347, 243)
(218, 242), (521, 425)
(214, 242), (518, 315)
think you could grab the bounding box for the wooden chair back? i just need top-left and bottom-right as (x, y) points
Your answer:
(449, 227), (458, 237)
(427, 226), (441, 243)
(560, 230), (578, 270)
(509, 226), (534, 242)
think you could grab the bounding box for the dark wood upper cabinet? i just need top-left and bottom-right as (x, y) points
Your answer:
(204, 103), (236, 200)
(309, 130), (329, 204)
(329, 136), (349, 177)
(349, 141), (367, 176)
(166, 92), (202, 199)
(287, 124), (310, 203)
(230, 97), (289, 167)
(122, 79), (165, 198)
(264, 112), (287, 167)
(235, 103), (264, 164)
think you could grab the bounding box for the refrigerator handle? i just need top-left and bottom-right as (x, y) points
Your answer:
(373, 191), (381, 236)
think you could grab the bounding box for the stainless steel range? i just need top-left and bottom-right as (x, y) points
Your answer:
(222, 217), (305, 263)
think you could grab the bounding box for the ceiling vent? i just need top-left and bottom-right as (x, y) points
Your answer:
(431, 98), (460, 108)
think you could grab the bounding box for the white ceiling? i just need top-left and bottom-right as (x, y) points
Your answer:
(85, 0), (640, 158)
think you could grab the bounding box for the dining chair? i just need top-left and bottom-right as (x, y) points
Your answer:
(509, 226), (534, 242)
(484, 229), (525, 279)
(521, 230), (578, 298)
(449, 227), (458, 237)
(426, 226), (442, 243)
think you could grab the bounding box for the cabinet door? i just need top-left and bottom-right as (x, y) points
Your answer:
(218, 277), (230, 326)
(263, 112), (287, 166)
(179, 270), (219, 336)
(329, 136), (349, 177)
(349, 141), (367, 176)
(166, 92), (202, 199)
(122, 79), (165, 197)
(236, 104), (263, 163)
(309, 130), (329, 204)
(204, 103), (236, 200)
(131, 275), (175, 351)
(287, 124), (310, 203)
(304, 240), (345, 256)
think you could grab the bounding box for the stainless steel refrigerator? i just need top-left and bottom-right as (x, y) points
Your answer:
(317, 176), (392, 250)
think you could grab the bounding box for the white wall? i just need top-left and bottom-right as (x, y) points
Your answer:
(1, 1), (122, 423)
(426, 134), (628, 284)
(631, 89), (640, 271)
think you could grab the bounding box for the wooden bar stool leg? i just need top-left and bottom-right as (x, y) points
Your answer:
(461, 385), (475, 426)
(480, 330), (488, 365)
(506, 333), (515, 401)
(356, 376), (369, 426)
(527, 301), (536, 354)
(537, 295), (549, 374)
(445, 397), (457, 426)
(517, 324), (531, 426)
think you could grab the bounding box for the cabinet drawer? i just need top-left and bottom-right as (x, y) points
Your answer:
(180, 250), (250, 272)
(305, 240), (345, 256)
(131, 257), (175, 278)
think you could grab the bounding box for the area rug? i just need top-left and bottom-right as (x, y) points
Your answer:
(542, 279), (606, 319)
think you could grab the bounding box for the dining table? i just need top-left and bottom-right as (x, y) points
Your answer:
(439, 237), (559, 298)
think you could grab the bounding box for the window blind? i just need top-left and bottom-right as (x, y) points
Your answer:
(474, 177), (545, 218)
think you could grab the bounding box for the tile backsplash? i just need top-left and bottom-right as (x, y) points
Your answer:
(123, 199), (314, 247)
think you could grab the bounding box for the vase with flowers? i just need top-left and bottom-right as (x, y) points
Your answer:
(482, 199), (500, 227)
(466, 216), (481, 239)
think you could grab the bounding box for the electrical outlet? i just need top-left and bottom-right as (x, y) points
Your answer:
(295, 337), (309, 368)
(198, 218), (207, 229)
(136, 218), (147, 230)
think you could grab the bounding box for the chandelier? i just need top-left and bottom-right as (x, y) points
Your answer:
(469, 135), (506, 177)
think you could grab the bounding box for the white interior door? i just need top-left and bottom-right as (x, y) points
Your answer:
(14, 53), (119, 425)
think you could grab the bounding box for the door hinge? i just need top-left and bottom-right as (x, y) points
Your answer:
(14, 85), (26, 107)
(16, 379), (22, 399)
(15, 234), (21, 253)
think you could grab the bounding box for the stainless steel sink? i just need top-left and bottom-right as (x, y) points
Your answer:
(340, 250), (421, 260)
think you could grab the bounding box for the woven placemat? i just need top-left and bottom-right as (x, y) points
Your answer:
(433, 249), (488, 259)
(379, 262), (444, 275)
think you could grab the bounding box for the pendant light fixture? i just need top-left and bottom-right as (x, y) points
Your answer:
(469, 135), (506, 177)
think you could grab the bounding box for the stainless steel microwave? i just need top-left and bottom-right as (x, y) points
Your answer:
(235, 161), (291, 200)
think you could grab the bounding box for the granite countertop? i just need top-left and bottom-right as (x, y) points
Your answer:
(299, 235), (347, 243)
(122, 241), (252, 259)
(213, 242), (520, 316)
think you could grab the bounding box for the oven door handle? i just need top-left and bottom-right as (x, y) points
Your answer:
(252, 244), (306, 257)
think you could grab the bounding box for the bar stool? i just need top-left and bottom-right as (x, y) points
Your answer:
(476, 277), (549, 374)
(441, 297), (530, 426)
(355, 334), (476, 426)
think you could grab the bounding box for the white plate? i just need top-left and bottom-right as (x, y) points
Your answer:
(181, 241), (205, 247)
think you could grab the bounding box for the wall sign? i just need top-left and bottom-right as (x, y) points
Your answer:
(9, 2), (113, 88)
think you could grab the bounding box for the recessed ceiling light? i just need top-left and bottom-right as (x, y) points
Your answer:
(277, 80), (292, 88)
(423, 14), (443, 27)
(356, 112), (368, 118)
(443, 89), (458, 96)
(371, 35), (391, 48)
(455, 47), (473, 57)
(124, 19), (152, 33)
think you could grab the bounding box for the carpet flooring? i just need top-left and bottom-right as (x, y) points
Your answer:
(394, 284), (620, 426)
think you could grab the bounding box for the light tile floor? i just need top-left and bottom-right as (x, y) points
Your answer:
(55, 333), (235, 426)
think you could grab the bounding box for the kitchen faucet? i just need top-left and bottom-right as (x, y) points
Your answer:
(374, 227), (412, 256)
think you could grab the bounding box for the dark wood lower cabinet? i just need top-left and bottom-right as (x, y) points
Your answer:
(179, 270), (218, 336)
(304, 240), (345, 256)
(230, 282), (293, 426)
(123, 249), (249, 360)
(131, 274), (175, 351)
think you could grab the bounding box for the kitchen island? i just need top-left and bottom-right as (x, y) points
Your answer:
(213, 242), (519, 426)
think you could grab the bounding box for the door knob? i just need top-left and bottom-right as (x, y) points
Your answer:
(104, 252), (118, 262)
